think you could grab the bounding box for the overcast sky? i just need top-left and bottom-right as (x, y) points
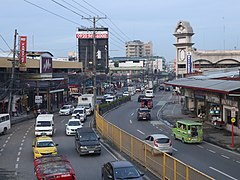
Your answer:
(1, 0), (240, 62)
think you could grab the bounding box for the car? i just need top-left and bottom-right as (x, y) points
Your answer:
(32, 135), (58, 159)
(136, 87), (141, 92)
(123, 91), (129, 96)
(105, 95), (116, 103)
(77, 104), (92, 116)
(34, 155), (76, 180)
(59, 105), (75, 115)
(159, 85), (165, 91)
(137, 108), (151, 120)
(145, 89), (154, 98)
(75, 127), (101, 155)
(72, 107), (87, 122)
(65, 118), (83, 135)
(102, 160), (144, 180)
(144, 134), (173, 155)
(137, 94), (145, 102)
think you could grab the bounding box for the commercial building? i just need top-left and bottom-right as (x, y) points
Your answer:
(125, 40), (153, 57)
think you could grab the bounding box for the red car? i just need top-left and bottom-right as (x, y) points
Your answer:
(34, 155), (76, 180)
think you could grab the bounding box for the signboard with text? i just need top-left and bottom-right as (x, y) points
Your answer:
(186, 52), (192, 74)
(19, 36), (27, 64)
(40, 56), (53, 74)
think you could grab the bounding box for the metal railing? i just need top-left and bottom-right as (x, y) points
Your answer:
(96, 112), (214, 180)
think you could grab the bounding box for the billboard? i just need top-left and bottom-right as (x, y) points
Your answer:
(77, 28), (109, 73)
(187, 53), (192, 74)
(40, 56), (53, 73)
(19, 36), (27, 64)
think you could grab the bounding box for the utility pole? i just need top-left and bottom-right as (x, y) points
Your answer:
(8, 29), (18, 115)
(82, 16), (106, 127)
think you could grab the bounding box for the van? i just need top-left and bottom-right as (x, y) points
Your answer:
(172, 120), (203, 143)
(145, 89), (154, 98)
(75, 127), (101, 155)
(35, 114), (55, 136)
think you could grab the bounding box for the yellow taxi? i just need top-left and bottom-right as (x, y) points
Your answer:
(32, 135), (58, 159)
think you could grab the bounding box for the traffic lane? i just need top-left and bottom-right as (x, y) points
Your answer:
(54, 115), (118, 180)
(104, 100), (240, 180)
(0, 119), (35, 179)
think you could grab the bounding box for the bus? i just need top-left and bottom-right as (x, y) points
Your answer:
(172, 120), (203, 143)
(0, 113), (11, 135)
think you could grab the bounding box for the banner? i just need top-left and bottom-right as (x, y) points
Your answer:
(40, 56), (52, 73)
(19, 36), (27, 64)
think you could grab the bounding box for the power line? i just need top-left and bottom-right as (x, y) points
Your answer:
(60, 0), (91, 17)
(72, 0), (98, 17)
(24, 0), (81, 26)
(0, 34), (12, 51)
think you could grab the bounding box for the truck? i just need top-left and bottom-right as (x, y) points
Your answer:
(77, 94), (95, 115)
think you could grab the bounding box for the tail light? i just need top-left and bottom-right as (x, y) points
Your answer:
(154, 140), (158, 147)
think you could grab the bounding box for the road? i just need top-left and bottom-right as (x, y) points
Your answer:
(0, 115), (117, 180)
(104, 91), (240, 180)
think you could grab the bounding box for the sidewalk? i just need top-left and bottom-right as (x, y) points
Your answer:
(160, 101), (240, 153)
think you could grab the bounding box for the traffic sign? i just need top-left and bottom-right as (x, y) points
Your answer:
(231, 117), (236, 123)
(231, 107), (237, 117)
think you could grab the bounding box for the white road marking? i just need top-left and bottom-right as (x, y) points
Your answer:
(5, 140), (8, 143)
(137, 129), (145, 135)
(207, 149), (216, 154)
(173, 147), (178, 151)
(100, 142), (119, 160)
(221, 155), (230, 159)
(19, 147), (22, 151)
(209, 166), (238, 180)
(21, 143), (24, 146)
(7, 136), (10, 139)
(3, 144), (6, 147)
(0, 149), (3, 152)
(61, 119), (65, 123)
(23, 136), (26, 139)
(131, 113), (134, 116)
(18, 152), (21, 156)
(197, 145), (204, 149)
(16, 157), (20, 162)
(129, 120), (132, 124)
(22, 139), (25, 143)
(25, 132), (28, 135)
(15, 164), (18, 169)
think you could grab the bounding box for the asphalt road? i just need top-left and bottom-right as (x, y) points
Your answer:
(104, 91), (240, 180)
(0, 114), (117, 180)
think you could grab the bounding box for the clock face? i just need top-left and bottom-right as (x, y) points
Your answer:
(179, 49), (186, 61)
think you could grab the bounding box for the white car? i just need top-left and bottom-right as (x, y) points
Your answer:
(77, 104), (92, 116)
(59, 105), (75, 116)
(123, 91), (129, 96)
(72, 107), (87, 122)
(105, 95), (116, 103)
(144, 134), (173, 155)
(65, 119), (83, 135)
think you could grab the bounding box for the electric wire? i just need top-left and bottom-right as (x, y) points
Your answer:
(0, 34), (12, 51)
(60, 0), (91, 17)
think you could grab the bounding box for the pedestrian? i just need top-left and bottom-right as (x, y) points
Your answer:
(26, 106), (30, 115)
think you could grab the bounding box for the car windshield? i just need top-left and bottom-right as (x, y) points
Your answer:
(74, 110), (84, 114)
(114, 166), (140, 179)
(79, 133), (98, 141)
(37, 141), (55, 147)
(156, 138), (170, 143)
(68, 121), (81, 126)
(61, 106), (70, 109)
(139, 109), (150, 113)
(36, 121), (51, 127)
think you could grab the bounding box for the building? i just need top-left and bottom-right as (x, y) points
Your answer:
(173, 21), (240, 78)
(125, 40), (153, 57)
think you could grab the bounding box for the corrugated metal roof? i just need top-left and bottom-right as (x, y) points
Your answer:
(166, 78), (240, 94)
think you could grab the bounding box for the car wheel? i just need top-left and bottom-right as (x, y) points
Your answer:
(2, 127), (7, 135)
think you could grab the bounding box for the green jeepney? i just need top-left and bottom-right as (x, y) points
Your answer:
(172, 120), (203, 143)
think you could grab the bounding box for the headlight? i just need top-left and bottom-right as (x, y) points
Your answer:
(80, 146), (87, 150)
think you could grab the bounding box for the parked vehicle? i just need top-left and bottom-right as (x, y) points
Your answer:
(145, 89), (154, 98)
(78, 94), (95, 115)
(140, 97), (153, 109)
(34, 114), (55, 136)
(34, 155), (76, 180)
(59, 105), (75, 116)
(0, 113), (11, 135)
(75, 127), (101, 155)
(172, 120), (203, 143)
(72, 107), (87, 122)
(137, 108), (151, 121)
(144, 134), (173, 155)
(102, 160), (144, 180)
(32, 135), (58, 159)
(105, 95), (116, 103)
(65, 118), (83, 135)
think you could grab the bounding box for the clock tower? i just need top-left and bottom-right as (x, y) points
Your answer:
(173, 21), (194, 78)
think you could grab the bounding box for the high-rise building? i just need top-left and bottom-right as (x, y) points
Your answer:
(125, 40), (153, 57)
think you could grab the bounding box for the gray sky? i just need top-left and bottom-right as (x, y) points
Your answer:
(1, 0), (240, 62)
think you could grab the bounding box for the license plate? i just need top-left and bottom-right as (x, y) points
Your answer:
(89, 150), (94, 153)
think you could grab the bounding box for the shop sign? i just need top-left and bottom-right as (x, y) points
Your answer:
(35, 96), (42, 104)
(206, 95), (220, 103)
(222, 99), (238, 107)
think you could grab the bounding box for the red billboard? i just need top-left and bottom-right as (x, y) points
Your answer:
(19, 36), (27, 64)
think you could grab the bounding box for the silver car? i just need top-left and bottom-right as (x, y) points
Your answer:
(59, 105), (75, 115)
(145, 134), (173, 155)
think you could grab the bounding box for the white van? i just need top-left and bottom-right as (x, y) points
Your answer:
(145, 89), (154, 98)
(35, 114), (55, 136)
(0, 113), (11, 135)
